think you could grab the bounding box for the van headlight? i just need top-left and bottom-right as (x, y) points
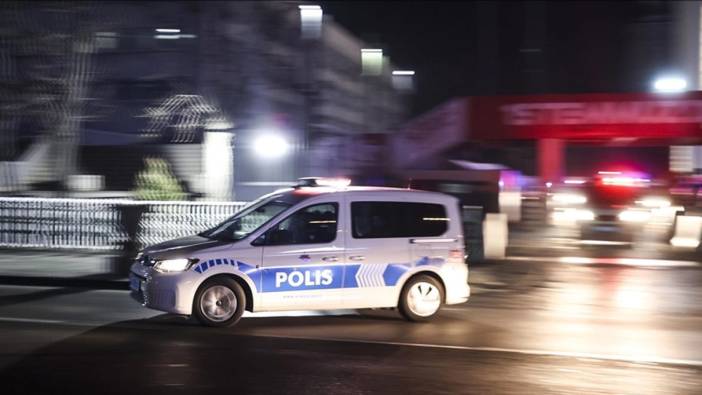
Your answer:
(154, 258), (198, 273)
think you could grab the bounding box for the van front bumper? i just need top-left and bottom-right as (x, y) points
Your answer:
(129, 266), (192, 315)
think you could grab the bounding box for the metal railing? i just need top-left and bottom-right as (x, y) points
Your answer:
(137, 201), (248, 246)
(0, 197), (248, 250)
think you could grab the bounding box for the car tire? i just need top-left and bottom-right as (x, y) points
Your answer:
(193, 277), (246, 327)
(398, 274), (444, 322)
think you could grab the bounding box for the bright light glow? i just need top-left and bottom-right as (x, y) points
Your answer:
(564, 179), (586, 185)
(314, 178), (351, 188)
(154, 33), (196, 40)
(154, 258), (192, 273)
(545, 182), (552, 188)
(552, 193), (587, 205)
(559, 256), (592, 265)
(670, 237), (700, 248)
(155, 28), (181, 33)
(299, 5), (322, 39)
(361, 49), (383, 75)
(652, 76), (688, 93)
(601, 176), (649, 187)
(253, 134), (289, 159)
(637, 197), (671, 208)
(598, 171), (621, 175)
(618, 209), (651, 223)
(552, 209), (594, 222)
(580, 240), (631, 246)
(392, 70), (415, 76)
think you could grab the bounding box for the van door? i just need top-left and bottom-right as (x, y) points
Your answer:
(343, 200), (411, 309)
(343, 200), (457, 309)
(257, 200), (345, 311)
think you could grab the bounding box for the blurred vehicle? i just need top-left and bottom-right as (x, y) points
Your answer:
(130, 177), (469, 327)
(549, 171), (681, 245)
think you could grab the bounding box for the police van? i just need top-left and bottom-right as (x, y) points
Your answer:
(129, 178), (470, 327)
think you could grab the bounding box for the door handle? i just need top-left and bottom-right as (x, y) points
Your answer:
(348, 255), (365, 261)
(322, 256), (339, 262)
(299, 254), (311, 261)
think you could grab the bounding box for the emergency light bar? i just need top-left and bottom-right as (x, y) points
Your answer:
(295, 177), (352, 188)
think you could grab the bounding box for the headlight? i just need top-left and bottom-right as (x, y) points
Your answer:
(618, 209), (651, 223)
(154, 258), (198, 273)
(637, 197), (671, 208)
(552, 193), (587, 205)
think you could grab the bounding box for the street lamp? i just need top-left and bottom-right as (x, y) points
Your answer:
(652, 75), (688, 93)
(253, 134), (289, 159)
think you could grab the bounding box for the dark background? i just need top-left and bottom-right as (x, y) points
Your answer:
(322, 1), (672, 116)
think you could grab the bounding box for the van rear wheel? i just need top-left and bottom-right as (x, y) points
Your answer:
(193, 277), (245, 327)
(398, 275), (443, 322)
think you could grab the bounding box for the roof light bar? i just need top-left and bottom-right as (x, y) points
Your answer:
(296, 177), (351, 188)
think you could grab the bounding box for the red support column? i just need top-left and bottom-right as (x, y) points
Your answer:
(538, 138), (564, 184)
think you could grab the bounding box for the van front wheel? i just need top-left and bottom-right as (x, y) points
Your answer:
(398, 275), (443, 322)
(193, 277), (245, 327)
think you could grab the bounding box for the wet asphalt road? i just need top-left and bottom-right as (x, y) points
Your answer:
(1, 258), (702, 394)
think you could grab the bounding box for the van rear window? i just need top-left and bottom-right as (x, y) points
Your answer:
(351, 202), (448, 239)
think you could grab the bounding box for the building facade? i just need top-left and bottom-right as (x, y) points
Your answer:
(0, 1), (409, 200)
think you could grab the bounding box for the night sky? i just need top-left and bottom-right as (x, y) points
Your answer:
(321, 1), (673, 117)
(321, 1), (477, 116)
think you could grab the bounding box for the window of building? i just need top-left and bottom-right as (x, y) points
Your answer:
(351, 202), (448, 239)
(262, 203), (338, 245)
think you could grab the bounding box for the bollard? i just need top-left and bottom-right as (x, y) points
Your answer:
(670, 215), (702, 248)
(483, 213), (508, 259)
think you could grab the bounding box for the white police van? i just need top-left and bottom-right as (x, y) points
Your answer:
(129, 178), (470, 327)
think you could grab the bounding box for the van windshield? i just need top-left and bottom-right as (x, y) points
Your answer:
(199, 197), (292, 241)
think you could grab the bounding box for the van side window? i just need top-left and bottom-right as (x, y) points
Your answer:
(262, 203), (338, 245)
(351, 202), (448, 239)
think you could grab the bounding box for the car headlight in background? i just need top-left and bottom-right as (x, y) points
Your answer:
(552, 193), (587, 205)
(154, 258), (198, 273)
(618, 209), (651, 223)
(637, 197), (671, 208)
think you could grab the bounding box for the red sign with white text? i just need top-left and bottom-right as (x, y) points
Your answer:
(469, 92), (702, 141)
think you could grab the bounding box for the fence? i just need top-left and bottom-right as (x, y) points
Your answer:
(0, 197), (248, 250)
(0, 197), (486, 262)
